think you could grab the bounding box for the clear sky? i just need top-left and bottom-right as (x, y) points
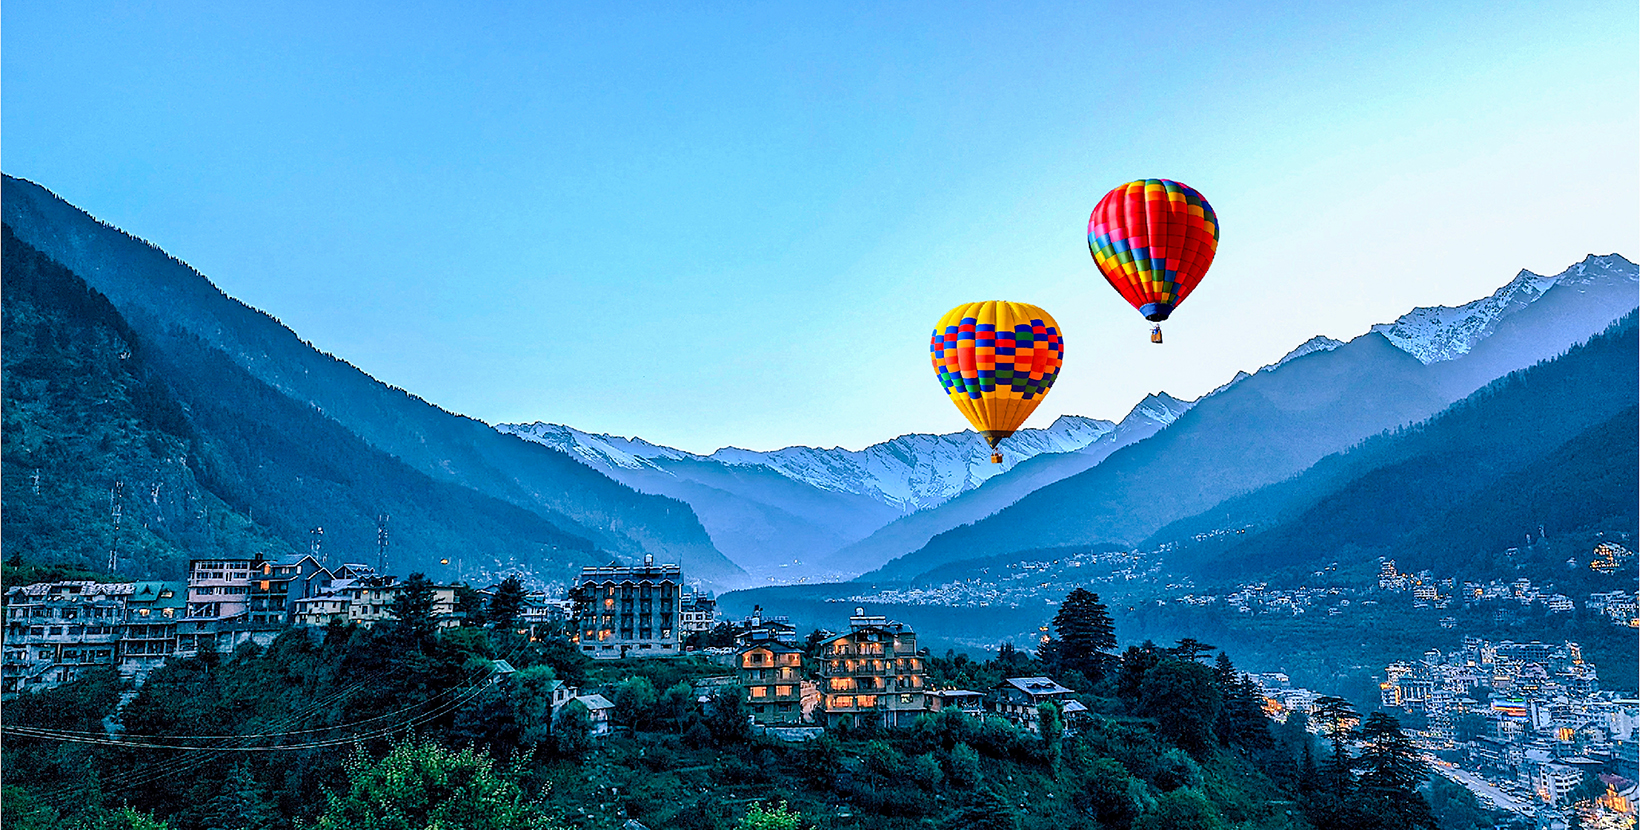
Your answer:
(5, 2), (1636, 453)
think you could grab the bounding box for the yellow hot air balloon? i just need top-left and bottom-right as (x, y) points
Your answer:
(929, 301), (1065, 463)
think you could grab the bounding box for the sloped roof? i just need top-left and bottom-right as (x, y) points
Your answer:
(737, 639), (803, 654)
(999, 677), (1073, 696)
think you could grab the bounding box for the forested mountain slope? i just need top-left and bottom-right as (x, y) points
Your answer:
(1, 175), (745, 587)
(869, 257), (1638, 583)
(2, 225), (601, 580)
(1154, 312), (1639, 584)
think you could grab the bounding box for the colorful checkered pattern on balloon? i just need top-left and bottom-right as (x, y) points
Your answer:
(1087, 179), (1219, 308)
(930, 318), (1064, 400)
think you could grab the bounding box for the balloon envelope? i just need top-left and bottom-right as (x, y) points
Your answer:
(1088, 178), (1219, 322)
(929, 301), (1064, 450)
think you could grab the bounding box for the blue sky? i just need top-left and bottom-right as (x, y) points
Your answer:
(5, 2), (1636, 453)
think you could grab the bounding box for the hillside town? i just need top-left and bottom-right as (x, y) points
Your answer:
(1245, 629), (1639, 829)
(3, 557), (1098, 741)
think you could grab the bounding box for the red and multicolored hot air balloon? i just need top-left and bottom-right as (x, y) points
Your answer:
(930, 301), (1064, 463)
(1087, 179), (1219, 341)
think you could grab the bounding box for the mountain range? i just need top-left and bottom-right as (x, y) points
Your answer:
(3, 171), (1634, 597)
(864, 253), (1637, 582)
(2, 175), (744, 587)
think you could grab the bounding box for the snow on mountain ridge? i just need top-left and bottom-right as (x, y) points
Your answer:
(1369, 254), (1636, 365)
(499, 423), (690, 472)
(706, 414), (1118, 513)
(499, 414), (1120, 515)
(1267, 335), (1344, 371)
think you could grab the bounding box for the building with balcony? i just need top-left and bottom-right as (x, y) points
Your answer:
(925, 689), (986, 716)
(247, 555), (331, 624)
(569, 559), (682, 659)
(990, 676), (1076, 734)
(679, 592), (717, 636)
(817, 608), (926, 728)
(119, 581), (184, 680)
(2, 581), (132, 695)
(737, 641), (805, 725)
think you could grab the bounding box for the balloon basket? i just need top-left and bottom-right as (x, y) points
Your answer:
(1150, 327), (1163, 344)
(990, 453), (1003, 464)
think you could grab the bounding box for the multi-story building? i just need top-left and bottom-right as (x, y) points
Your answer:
(247, 555), (330, 624)
(185, 557), (257, 620)
(679, 592), (717, 636)
(817, 609), (926, 728)
(569, 559), (682, 659)
(178, 556), (292, 656)
(120, 581), (184, 680)
(291, 576), (460, 630)
(345, 575), (401, 627)
(2, 581), (132, 695)
(736, 640), (805, 725)
(736, 605), (798, 646)
(989, 676), (1076, 733)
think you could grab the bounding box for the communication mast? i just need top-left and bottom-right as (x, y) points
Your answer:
(376, 513), (390, 574)
(310, 526), (325, 567)
(108, 480), (124, 572)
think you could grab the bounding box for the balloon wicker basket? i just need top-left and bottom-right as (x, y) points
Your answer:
(990, 453), (1003, 464)
(1150, 327), (1163, 344)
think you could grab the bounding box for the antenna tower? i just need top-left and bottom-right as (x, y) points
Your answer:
(376, 513), (390, 574)
(310, 526), (325, 566)
(108, 480), (124, 572)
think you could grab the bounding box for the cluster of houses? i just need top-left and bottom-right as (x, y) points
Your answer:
(565, 562), (1092, 735)
(7, 557), (1092, 743)
(712, 606), (1087, 736)
(1, 552), (571, 695)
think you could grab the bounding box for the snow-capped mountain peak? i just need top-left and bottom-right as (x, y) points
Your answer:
(707, 414), (1119, 513)
(1126, 391), (1193, 427)
(1369, 254), (1637, 365)
(1267, 335), (1345, 371)
(498, 422), (692, 471)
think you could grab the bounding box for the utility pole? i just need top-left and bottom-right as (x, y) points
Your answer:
(376, 513), (390, 574)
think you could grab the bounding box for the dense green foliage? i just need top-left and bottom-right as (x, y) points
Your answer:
(312, 739), (559, 830)
(1040, 588), (1117, 682)
(2, 616), (1458, 830)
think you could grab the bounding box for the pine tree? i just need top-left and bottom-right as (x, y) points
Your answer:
(1355, 712), (1437, 829)
(1116, 641), (1165, 708)
(1300, 737), (1319, 794)
(1229, 678), (1274, 749)
(1051, 588), (1116, 680)
(389, 572), (439, 642)
(487, 575), (527, 630)
(1171, 637), (1217, 663)
(198, 763), (277, 830)
(1312, 695), (1358, 798)
(1139, 657), (1222, 755)
(454, 582), (486, 627)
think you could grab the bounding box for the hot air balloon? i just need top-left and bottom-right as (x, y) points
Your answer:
(1087, 178), (1219, 342)
(930, 301), (1064, 463)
